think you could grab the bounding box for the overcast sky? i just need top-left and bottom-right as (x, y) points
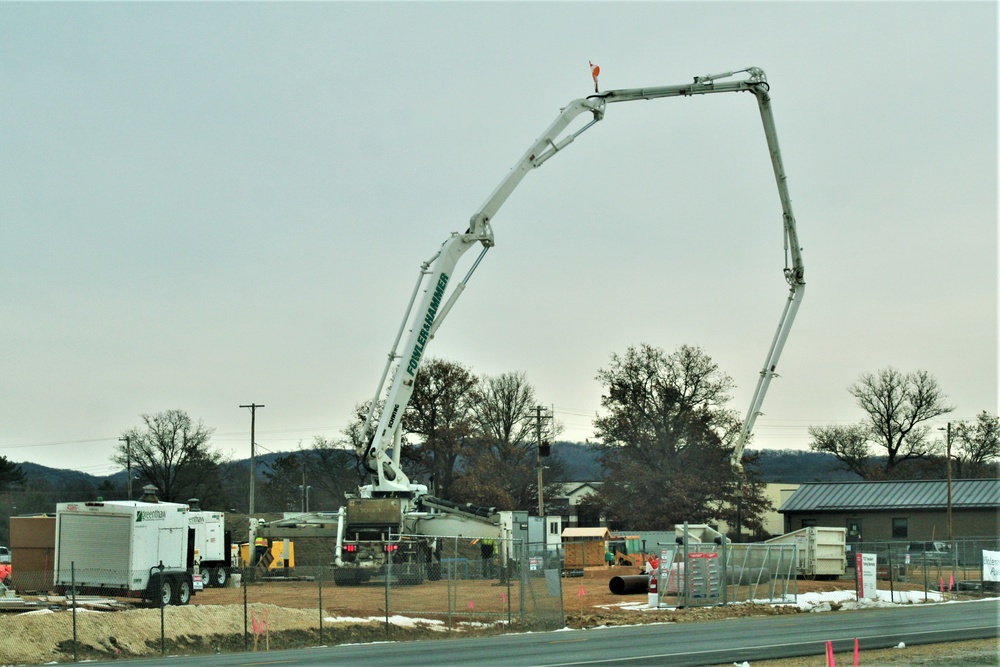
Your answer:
(2, 2), (996, 477)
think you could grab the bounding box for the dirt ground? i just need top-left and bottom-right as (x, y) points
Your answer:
(197, 566), (998, 664)
(0, 567), (994, 665)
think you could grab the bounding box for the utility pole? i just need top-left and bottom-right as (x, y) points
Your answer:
(946, 422), (952, 541)
(240, 404), (264, 515)
(938, 422), (954, 541)
(119, 435), (132, 500)
(534, 406), (552, 517)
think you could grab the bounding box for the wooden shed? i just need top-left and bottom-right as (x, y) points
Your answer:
(562, 526), (611, 570)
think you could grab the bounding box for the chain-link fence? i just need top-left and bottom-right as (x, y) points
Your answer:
(0, 535), (563, 665)
(845, 537), (1000, 599)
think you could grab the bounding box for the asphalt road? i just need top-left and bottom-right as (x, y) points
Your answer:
(91, 599), (999, 667)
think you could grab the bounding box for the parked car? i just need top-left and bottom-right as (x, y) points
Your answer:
(0, 546), (10, 564)
(906, 541), (953, 564)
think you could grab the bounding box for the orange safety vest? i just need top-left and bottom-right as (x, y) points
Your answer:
(254, 537), (267, 547)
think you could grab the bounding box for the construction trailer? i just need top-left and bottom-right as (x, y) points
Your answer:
(54, 499), (196, 605)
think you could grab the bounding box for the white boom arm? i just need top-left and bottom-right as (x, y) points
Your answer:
(359, 67), (804, 494)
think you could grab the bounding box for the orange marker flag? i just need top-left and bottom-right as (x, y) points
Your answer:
(589, 61), (600, 92)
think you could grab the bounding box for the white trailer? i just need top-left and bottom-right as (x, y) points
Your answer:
(765, 526), (846, 579)
(188, 509), (232, 588)
(54, 499), (195, 605)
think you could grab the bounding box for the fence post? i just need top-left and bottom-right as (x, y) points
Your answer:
(318, 566), (324, 645)
(922, 557), (928, 603)
(519, 537), (526, 623)
(506, 542), (512, 627)
(887, 549), (895, 603)
(243, 565), (249, 651)
(156, 562), (165, 656)
(71, 561), (77, 663)
(384, 543), (391, 637)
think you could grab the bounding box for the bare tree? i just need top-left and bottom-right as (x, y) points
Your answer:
(849, 368), (954, 474)
(113, 410), (223, 504)
(308, 435), (365, 506)
(952, 411), (1000, 476)
(452, 371), (563, 511)
(807, 423), (872, 478)
(474, 371), (542, 456)
(809, 368), (954, 478)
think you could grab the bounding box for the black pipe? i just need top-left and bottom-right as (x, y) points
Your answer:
(609, 574), (649, 595)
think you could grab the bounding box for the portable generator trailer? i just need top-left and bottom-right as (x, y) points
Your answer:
(187, 504), (233, 588)
(54, 499), (196, 606)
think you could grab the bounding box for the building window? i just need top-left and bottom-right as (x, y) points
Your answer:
(801, 519), (817, 528)
(892, 518), (908, 539)
(550, 522), (560, 535)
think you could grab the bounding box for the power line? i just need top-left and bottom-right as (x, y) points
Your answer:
(0, 437), (117, 450)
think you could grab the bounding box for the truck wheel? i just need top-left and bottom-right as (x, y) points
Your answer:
(172, 577), (192, 605)
(211, 566), (229, 588)
(198, 565), (211, 585)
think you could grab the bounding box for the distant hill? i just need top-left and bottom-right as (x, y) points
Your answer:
(17, 462), (105, 489)
(753, 449), (861, 483)
(16, 445), (856, 495)
(548, 442), (860, 483)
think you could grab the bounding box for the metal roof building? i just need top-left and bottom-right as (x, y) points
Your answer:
(778, 479), (1000, 541)
(780, 479), (1000, 512)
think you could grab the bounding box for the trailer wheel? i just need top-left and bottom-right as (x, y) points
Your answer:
(172, 577), (192, 605)
(156, 578), (174, 607)
(211, 566), (229, 588)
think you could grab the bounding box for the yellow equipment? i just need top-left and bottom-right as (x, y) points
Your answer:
(238, 540), (295, 571)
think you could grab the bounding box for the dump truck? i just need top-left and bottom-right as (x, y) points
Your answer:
(54, 499), (195, 605)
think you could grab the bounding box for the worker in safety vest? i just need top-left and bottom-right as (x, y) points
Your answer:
(254, 535), (268, 564)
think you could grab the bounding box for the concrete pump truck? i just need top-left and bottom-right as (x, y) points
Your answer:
(261, 67), (805, 585)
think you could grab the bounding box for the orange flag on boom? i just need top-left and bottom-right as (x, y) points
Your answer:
(589, 61), (600, 92)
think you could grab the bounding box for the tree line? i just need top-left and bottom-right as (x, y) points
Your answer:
(0, 346), (995, 544)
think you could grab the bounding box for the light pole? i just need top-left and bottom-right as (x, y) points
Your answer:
(298, 485), (312, 513)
